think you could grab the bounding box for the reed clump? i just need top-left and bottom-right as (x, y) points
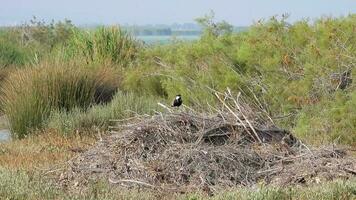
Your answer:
(0, 64), (120, 138)
(64, 26), (140, 66)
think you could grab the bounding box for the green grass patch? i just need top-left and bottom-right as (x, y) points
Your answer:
(47, 91), (160, 134)
(0, 167), (355, 200)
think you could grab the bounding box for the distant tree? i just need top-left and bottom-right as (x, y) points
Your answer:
(195, 10), (233, 37)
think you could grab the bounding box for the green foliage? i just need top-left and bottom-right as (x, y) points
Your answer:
(0, 18), (76, 68)
(0, 65), (119, 138)
(19, 17), (75, 50)
(124, 29), (246, 109)
(195, 10), (233, 37)
(120, 15), (356, 145)
(295, 91), (356, 144)
(0, 40), (31, 67)
(234, 15), (356, 115)
(0, 168), (60, 200)
(0, 168), (155, 200)
(0, 15), (355, 144)
(63, 26), (140, 66)
(47, 91), (160, 134)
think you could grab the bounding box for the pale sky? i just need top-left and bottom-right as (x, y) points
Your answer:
(0, 0), (355, 26)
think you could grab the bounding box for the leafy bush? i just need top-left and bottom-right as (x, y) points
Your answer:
(235, 15), (355, 115)
(0, 64), (120, 138)
(0, 18), (76, 67)
(294, 91), (356, 145)
(125, 15), (356, 144)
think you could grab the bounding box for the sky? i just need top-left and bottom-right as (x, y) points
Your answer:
(0, 0), (355, 26)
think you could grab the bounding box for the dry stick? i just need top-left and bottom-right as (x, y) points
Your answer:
(232, 94), (263, 143)
(42, 168), (65, 176)
(157, 102), (173, 113)
(214, 92), (263, 143)
(246, 86), (274, 124)
(109, 116), (141, 122)
(257, 167), (283, 175)
(108, 178), (155, 188)
(344, 168), (356, 175)
(182, 104), (195, 113)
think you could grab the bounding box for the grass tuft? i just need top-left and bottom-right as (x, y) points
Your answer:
(47, 91), (160, 134)
(0, 64), (119, 138)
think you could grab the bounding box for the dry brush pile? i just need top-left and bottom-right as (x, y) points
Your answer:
(58, 92), (356, 194)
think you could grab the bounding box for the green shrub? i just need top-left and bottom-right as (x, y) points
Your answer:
(0, 18), (76, 67)
(0, 65), (119, 138)
(14, 17), (75, 51)
(127, 15), (356, 144)
(294, 91), (356, 145)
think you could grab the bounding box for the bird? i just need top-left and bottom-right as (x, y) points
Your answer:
(172, 94), (182, 107)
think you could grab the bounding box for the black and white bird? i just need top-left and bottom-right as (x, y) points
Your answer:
(172, 94), (182, 107)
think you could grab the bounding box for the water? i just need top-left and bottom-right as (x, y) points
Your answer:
(0, 129), (11, 142)
(136, 35), (200, 44)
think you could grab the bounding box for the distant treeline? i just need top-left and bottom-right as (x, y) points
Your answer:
(123, 26), (248, 36)
(0, 21), (247, 36)
(127, 28), (200, 36)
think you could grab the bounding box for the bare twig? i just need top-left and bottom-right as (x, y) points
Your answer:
(214, 92), (262, 143)
(344, 168), (356, 175)
(108, 178), (155, 188)
(158, 102), (173, 113)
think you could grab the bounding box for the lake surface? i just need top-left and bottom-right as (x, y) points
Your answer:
(0, 129), (11, 142)
(136, 35), (200, 44)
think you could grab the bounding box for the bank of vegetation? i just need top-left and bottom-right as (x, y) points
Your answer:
(0, 14), (355, 199)
(0, 14), (355, 144)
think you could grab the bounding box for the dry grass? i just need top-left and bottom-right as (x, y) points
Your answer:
(0, 115), (8, 129)
(0, 130), (96, 171)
